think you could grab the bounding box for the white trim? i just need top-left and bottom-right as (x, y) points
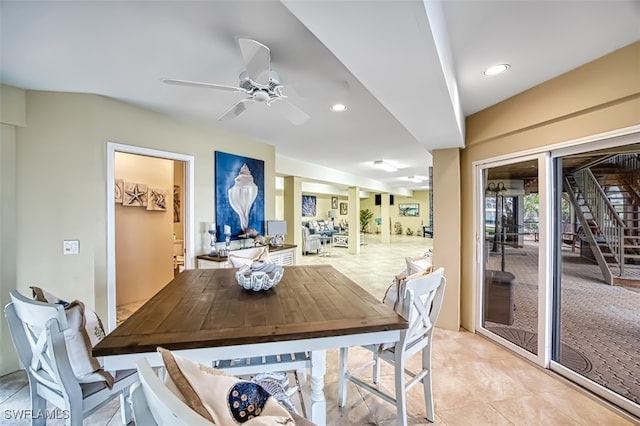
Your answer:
(537, 152), (552, 368)
(106, 142), (195, 331)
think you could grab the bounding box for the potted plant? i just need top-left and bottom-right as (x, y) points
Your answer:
(360, 209), (374, 233)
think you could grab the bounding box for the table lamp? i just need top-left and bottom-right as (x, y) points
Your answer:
(328, 210), (337, 228)
(266, 220), (287, 246)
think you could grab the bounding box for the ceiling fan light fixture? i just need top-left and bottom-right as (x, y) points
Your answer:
(483, 64), (510, 77)
(374, 160), (397, 172)
(331, 103), (347, 112)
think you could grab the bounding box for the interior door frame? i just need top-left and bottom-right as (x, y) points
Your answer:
(106, 142), (195, 331)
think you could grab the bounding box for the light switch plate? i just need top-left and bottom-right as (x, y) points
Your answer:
(63, 240), (79, 255)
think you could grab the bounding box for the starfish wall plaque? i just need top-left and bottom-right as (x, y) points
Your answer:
(123, 182), (148, 207)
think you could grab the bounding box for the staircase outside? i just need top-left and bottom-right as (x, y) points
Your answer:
(565, 153), (640, 285)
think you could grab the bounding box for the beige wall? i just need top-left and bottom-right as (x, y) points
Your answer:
(1, 84), (26, 373)
(1, 123), (19, 373)
(361, 191), (430, 235)
(459, 41), (640, 332)
(115, 153), (175, 306)
(10, 90), (275, 337)
(433, 148), (461, 331)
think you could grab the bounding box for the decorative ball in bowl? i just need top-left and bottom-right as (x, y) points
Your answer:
(235, 261), (284, 291)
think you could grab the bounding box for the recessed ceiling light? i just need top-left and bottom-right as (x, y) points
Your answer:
(373, 160), (397, 172)
(483, 64), (510, 77)
(331, 103), (347, 112)
(407, 176), (423, 183)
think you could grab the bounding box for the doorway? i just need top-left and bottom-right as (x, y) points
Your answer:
(106, 142), (194, 331)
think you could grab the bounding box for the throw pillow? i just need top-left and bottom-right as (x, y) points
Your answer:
(405, 254), (433, 275)
(228, 247), (271, 268)
(30, 286), (114, 388)
(158, 347), (294, 425)
(382, 269), (433, 316)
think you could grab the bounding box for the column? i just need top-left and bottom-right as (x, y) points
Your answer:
(283, 176), (303, 260)
(380, 193), (391, 243)
(432, 148), (461, 331)
(348, 187), (360, 254)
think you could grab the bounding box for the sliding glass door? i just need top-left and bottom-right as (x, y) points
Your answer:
(551, 143), (640, 415)
(479, 156), (547, 361)
(476, 137), (640, 417)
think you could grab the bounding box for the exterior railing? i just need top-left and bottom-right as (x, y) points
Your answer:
(572, 168), (626, 275)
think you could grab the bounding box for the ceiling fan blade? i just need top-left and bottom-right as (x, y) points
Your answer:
(163, 79), (243, 93)
(217, 98), (253, 121)
(270, 98), (310, 125)
(237, 38), (270, 86)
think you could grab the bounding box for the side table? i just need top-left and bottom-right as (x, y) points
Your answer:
(319, 235), (332, 256)
(332, 233), (365, 247)
(332, 233), (348, 248)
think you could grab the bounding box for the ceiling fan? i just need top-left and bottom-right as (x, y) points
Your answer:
(163, 38), (310, 125)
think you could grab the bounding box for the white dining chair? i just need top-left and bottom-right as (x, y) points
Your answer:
(132, 357), (213, 426)
(4, 290), (138, 426)
(133, 356), (317, 426)
(338, 268), (446, 425)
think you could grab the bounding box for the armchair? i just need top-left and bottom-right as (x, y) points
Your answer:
(301, 226), (321, 255)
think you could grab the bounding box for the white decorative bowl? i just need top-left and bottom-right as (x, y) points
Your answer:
(235, 263), (284, 291)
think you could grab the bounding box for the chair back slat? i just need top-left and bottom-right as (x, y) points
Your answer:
(4, 289), (136, 425)
(7, 291), (71, 393)
(136, 357), (214, 425)
(10, 290), (69, 330)
(398, 268), (446, 355)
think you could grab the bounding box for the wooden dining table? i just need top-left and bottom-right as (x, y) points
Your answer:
(93, 265), (407, 425)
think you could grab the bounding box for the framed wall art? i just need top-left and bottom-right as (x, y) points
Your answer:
(215, 151), (265, 238)
(331, 196), (338, 209)
(173, 185), (181, 222)
(302, 195), (317, 217)
(399, 203), (420, 217)
(340, 202), (348, 215)
(114, 179), (123, 203)
(147, 188), (168, 211)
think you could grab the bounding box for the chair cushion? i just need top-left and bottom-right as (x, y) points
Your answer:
(30, 286), (115, 388)
(81, 368), (137, 398)
(158, 347), (294, 425)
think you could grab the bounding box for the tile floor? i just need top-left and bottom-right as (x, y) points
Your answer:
(2, 234), (638, 425)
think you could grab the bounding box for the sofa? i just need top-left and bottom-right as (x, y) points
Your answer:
(303, 220), (340, 238)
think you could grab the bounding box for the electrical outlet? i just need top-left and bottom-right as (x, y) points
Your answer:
(63, 240), (79, 255)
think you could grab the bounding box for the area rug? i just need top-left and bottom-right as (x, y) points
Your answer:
(486, 327), (593, 375)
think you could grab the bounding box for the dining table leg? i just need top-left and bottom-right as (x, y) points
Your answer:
(310, 350), (327, 425)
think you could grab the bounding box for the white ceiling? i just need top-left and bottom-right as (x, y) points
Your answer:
(1, 0), (638, 193)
